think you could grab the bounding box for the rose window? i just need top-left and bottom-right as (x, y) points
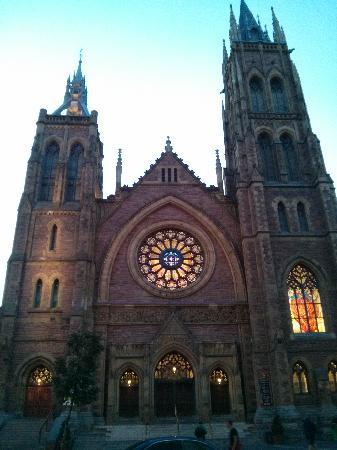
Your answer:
(138, 229), (204, 290)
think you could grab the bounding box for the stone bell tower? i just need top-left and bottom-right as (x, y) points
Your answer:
(222, 0), (337, 425)
(0, 56), (103, 412)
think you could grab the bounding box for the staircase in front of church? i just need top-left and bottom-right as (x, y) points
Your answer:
(0, 417), (46, 450)
(73, 421), (258, 450)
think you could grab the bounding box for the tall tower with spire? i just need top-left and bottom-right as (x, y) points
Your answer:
(222, 0), (337, 426)
(0, 57), (103, 411)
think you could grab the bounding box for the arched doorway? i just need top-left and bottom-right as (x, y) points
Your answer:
(210, 368), (230, 415)
(154, 352), (195, 417)
(119, 370), (139, 417)
(24, 365), (53, 417)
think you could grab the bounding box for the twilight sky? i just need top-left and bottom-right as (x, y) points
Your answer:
(0, 0), (336, 304)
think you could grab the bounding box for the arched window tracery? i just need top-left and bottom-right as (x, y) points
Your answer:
(49, 224), (57, 251)
(50, 279), (59, 308)
(328, 361), (337, 392)
(278, 202), (289, 232)
(119, 370), (139, 417)
(287, 264), (325, 333)
(292, 362), (309, 394)
(33, 279), (42, 308)
(65, 143), (83, 201)
(249, 77), (265, 112)
(39, 142), (59, 201)
(209, 368), (230, 415)
(280, 134), (298, 181)
(271, 77), (288, 113)
(258, 133), (278, 181)
(154, 352), (194, 380)
(297, 202), (309, 232)
(28, 365), (53, 386)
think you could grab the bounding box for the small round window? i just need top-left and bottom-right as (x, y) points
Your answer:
(138, 229), (204, 291)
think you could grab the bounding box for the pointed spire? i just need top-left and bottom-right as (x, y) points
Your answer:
(229, 4), (239, 43)
(115, 149), (122, 194)
(53, 52), (89, 116)
(264, 24), (271, 42)
(239, 0), (263, 41)
(74, 49), (83, 81)
(215, 150), (224, 193)
(271, 7), (287, 44)
(222, 39), (228, 91)
(165, 136), (173, 153)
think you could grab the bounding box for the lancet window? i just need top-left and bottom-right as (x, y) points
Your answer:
(297, 202), (309, 232)
(50, 279), (59, 308)
(280, 134), (298, 181)
(278, 202), (289, 232)
(65, 143), (83, 201)
(271, 77), (288, 113)
(49, 225), (57, 251)
(292, 362), (309, 394)
(39, 142), (59, 201)
(258, 133), (278, 181)
(287, 264), (325, 333)
(249, 77), (265, 112)
(33, 279), (43, 308)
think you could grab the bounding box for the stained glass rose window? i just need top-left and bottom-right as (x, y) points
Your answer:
(138, 229), (204, 290)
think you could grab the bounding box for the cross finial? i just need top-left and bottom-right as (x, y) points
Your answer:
(79, 49), (83, 63)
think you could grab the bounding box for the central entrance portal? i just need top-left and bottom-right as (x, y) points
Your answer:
(154, 352), (195, 417)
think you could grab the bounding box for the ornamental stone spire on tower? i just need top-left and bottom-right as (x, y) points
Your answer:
(53, 51), (90, 116)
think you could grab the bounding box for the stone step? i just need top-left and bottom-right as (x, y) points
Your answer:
(0, 417), (46, 450)
(96, 421), (255, 441)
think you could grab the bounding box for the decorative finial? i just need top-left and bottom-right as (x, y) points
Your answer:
(165, 136), (173, 152)
(215, 150), (224, 193)
(271, 6), (287, 44)
(229, 4), (239, 43)
(79, 48), (83, 63)
(116, 148), (123, 193)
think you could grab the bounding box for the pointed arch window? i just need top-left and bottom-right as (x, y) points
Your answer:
(119, 370), (139, 417)
(65, 143), (83, 201)
(39, 142), (59, 201)
(250, 77), (265, 112)
(292, 362), (309, 394)
(258, 133), (278, 181)
(281, 134), (298, 181)
(50, 279), (59, 308)
(33, 279), (43, 308)
(287, 264), (325, 333)
(278, 202), (289, 232)
(271, 78), (288, 113)
(49, 225), (57, 251)
(297, 202), (309, 232)
(328, 361), (337, 392)
(209, 368), (230, 414)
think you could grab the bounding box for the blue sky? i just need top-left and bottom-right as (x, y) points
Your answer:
(0, 0), (336, 303)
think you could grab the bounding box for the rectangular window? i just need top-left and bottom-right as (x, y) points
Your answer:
(161, 168), (165, 182)
(174, 168), (178, 182)
(168, 168), (172, 182)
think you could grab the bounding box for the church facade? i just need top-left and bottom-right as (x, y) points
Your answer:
(1, 1), (337, 426)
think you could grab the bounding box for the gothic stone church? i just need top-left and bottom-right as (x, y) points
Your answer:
(1, 1), (337, 426)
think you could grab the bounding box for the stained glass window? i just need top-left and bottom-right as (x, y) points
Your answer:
(28, 366), (53, 386)
(250, 77), (265, 112)
(120, 370), (139, 387)
(271, 78), (288, 113)
(33, 279), (42, 308)
(210, 368), (228, 385)
(328, 361), (337, 392)
(39, 142), (59, 201)
(292, 362), (308, 394)
(155, 352), (194, 380)
(287, 264), (325, 333)
(138, 229), (204, 291)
